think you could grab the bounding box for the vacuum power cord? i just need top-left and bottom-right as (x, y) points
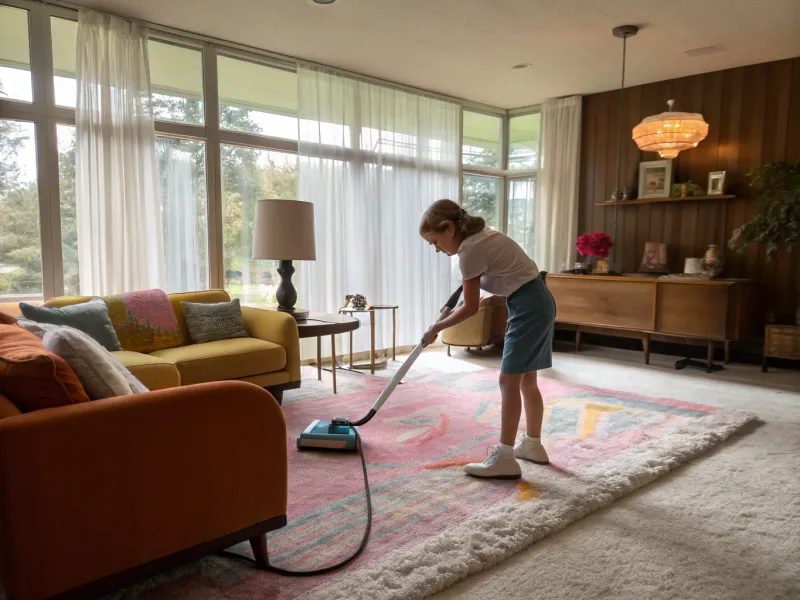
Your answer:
(218, 428), (372, 576)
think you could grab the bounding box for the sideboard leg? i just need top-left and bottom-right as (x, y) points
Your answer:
(724, 341), (731, 364)
(643, 334), (651, 365)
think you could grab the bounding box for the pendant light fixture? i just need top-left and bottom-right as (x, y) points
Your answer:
(610, 24), (638, 273)
(632, 99), (709, 158)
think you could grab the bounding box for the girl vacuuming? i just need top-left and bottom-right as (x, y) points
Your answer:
(419, 199), (555, 479)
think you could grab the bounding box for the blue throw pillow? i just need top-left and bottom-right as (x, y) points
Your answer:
(19, 298), (122, 351)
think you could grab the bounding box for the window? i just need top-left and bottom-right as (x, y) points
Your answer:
(221, 144), (297, 306)
(150, 40), (204, 125)
(156, 136), (208, 292)
(508, 113), (540, 171)
(462, 174), (500, 229)
(218, 56), (297, 140)
(506, 178), (535, 256)
(462, 110), (501, 168)
(58, 128), (210, 296)
(57, 124), (78, 295)
(51, 17), (77, 108)
(0, 120), (42, 298)
(0, 6), (33, 103)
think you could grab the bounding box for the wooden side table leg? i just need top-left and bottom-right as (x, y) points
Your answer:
(316, 336), (322, 381)
(331, 334), (337, 394)
(643, 334), (650, 365)
(576, 328), (582, 353)
(392, 308), (396, 361)
(724, 341), (731, 364)
(370, 310), (376, 375)
(349, 330), (354, 369)
(706, 340), (714, 373)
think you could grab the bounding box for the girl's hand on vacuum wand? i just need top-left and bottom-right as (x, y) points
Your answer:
(422, 325), (439, 348)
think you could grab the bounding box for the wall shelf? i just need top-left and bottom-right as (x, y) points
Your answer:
(594, 194), (736, 207)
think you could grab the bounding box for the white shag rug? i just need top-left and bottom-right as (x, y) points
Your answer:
(300, 393), (756, 600)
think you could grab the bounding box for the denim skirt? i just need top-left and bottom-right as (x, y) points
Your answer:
(501, 275), (556, 374)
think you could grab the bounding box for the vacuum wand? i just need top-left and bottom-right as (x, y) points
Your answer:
(340, 285), (463, 428)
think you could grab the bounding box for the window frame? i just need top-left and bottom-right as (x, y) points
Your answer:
(460, 106), (541, 243)
(0, 0), (530, 301)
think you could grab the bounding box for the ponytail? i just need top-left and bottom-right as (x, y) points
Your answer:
(419, 199), (486, 238)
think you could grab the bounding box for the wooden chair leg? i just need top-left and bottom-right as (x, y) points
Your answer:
(250, 534), (268, 569)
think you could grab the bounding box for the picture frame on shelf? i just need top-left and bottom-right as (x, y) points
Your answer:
(638, 159), (673, 198)
(708, 171), (726, 195)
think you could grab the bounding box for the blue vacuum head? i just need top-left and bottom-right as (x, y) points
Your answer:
(297, 419), (358, 452)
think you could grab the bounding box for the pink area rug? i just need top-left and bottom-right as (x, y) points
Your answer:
(111, 366), (754, 600)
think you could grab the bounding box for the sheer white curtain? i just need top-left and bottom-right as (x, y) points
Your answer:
(298, 66), (459, 358)
(534, 95), (582, 273)
(160, 145), (203, 293)
(75, 9), (164, 295)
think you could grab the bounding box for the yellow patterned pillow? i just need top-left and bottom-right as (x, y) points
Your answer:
(102, 290), (183, 353)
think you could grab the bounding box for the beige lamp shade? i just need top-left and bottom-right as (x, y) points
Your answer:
(252, 200), (316, 261)
(632, 99), (709, 159)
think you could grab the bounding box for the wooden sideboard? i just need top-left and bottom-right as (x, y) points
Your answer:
(547, 274), (762, 370)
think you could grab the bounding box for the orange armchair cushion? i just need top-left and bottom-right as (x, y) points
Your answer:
(0, 325), (89, 412)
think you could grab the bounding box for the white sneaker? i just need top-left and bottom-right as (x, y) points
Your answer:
(464, 445), (522, 479)
(514, 434), (550, 465)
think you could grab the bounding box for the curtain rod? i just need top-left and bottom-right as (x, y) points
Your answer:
(39, 0), (508, 115)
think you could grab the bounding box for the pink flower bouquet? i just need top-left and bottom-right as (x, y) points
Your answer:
(576, 232), (614, 259)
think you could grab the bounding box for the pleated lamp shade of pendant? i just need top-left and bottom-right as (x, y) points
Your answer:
(632, 99), (709, 159)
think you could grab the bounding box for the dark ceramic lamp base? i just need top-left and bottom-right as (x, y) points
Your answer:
(276, 259), (309, 321)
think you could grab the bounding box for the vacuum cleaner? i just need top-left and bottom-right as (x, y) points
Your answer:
(221, 286), (463, 577)
(297, 284), (464, 452)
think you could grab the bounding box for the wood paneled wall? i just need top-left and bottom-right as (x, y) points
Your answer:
(579, 57), (800, 321)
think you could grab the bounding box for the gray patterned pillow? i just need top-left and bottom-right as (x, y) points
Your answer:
(181, 299), (250, 344)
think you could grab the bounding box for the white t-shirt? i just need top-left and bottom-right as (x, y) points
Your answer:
(457, 228), (539, 297)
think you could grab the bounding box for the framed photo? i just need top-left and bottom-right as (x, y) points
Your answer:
(638, 159), (673, 199)
(708, 171), (726, 196)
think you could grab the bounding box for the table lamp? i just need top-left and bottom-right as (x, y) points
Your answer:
(252, 199), (316, 320)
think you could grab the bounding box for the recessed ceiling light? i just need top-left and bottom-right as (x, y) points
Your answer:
(512, 63), (531, 70)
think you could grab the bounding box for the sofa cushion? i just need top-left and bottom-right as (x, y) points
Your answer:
(167, 290), (233, 344)
(150, 338), (286, 385)
(19, 298), (122, 351)
(103, 290), (183, 353)
(113, 351), (181, 391)
(17, 321), (148, 400)
(0, 325), (89, 412)
(181, 298), (249, 344)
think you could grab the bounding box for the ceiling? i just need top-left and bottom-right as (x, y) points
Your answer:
(71, 0), (800, 109)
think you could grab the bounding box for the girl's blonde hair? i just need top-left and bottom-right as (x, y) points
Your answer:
(419, 199), (485, 238)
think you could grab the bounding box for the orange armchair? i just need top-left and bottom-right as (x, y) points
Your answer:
(0, 382), (287, 600)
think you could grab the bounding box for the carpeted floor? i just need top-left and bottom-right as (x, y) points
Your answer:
(428, 344), (800, 600)
(102, 343), (786, 600)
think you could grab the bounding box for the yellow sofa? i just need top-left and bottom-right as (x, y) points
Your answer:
(38, 290), (301, 403)
(441, 294), (508, 354)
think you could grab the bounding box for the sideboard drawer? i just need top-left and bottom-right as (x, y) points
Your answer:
(765, 326), (800, 359)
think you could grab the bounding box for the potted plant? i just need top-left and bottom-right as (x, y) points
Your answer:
(576, 232), (614, 274)
(728, 161), (800, 324)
